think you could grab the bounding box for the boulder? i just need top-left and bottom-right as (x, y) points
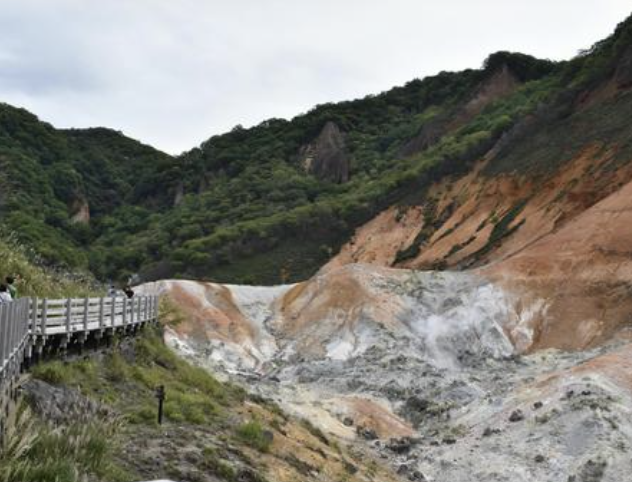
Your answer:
(22, 379), (111, 424)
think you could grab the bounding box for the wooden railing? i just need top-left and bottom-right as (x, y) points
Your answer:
(30, 295), (159, 337)
(0, 299), (31, 384)
(0, 295), (159, 436)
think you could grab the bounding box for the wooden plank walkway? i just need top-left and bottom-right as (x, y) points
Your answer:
(0, 294), (159, 439)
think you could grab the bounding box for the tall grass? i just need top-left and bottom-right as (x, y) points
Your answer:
(0, 404), (130, 482)
(0, 231), (101, 298)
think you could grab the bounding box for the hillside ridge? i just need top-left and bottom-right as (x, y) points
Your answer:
(0, 13), (631, 286)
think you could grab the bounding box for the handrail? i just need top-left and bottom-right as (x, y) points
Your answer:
(0, 294), (159, 389)
(0, 299), (30, 379)
(29, 295), (158, 337)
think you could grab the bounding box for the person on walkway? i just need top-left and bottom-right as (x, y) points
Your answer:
(0, 284), (12, 304)
(107, 284), (118, 297)
(5, 276), (17, 299)
(123, 285), (135, 299)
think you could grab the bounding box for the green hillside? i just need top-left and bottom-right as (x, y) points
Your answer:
(1, 13), (631, 284)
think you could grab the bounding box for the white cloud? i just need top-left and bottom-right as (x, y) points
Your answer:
(0, 0), (629, 153)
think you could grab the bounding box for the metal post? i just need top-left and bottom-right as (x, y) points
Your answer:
(155, 385), (165, 425)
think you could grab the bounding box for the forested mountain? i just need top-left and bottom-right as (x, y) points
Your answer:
(1, 13), (631, 284)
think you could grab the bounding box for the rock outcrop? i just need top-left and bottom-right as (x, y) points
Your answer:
(23, 379), (110, 424)
(173, 181), (185, 207)
(69, 198), (90, 224)
(299, 121), (350, 183)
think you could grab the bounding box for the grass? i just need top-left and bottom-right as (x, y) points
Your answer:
(462, 200), (527, 264)
(17, 324), (248, 480)
(201, 447), (238, 480)
(0, 404), (130, 482)
(300, 418), (330, 446)
(0, 231), (101, 298)
(10, 308), (394, 482)
(235, 420), (273, 453)
(32, 324), (245, 427)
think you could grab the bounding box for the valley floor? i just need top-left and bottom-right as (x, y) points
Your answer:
(147, 265), (632, 482)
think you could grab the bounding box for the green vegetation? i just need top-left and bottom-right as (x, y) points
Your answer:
(0, 232), (100, 298)
(31, 325), (245, 425)
(3, 324), (389, 482)
(235, 420), (273, 453)
(0, 14), (631, 284)
(201, 447), (239, 480)
(464, 201), (528, 263)
(0, 51), (557, 284)
(4, 325), (246, 482)
(0, 405), (128, 482)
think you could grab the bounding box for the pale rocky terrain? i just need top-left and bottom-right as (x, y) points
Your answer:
(141, 260), (632, 482)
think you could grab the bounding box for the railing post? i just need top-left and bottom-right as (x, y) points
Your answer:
(9, 303), (16, 360)
(30, 297), (37, 334)
(110, 296), (116, 327)
(65, 298), (72, 334)
(130, 298), (135, 325)
(122, 297), (128, 327)
(41, 299), (48, 337)
(1, 305), (6, 373)
(83, 298), (89, 331)
(99, 298), (105, 330)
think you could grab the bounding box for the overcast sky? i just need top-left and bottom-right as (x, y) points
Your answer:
(0, 1), (630, 154)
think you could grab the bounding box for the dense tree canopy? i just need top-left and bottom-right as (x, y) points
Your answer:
(1, 14), (631, 284)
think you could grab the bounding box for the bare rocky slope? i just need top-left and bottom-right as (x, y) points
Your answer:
(140, 260), (632, 482)
(134, 24), (632, 481)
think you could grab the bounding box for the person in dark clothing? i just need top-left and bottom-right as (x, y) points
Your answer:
(123, 286), (135, 299)
(5, 276), (17, 299)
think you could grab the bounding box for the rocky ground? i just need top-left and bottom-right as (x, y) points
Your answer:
(248, 337), (632, 482)
(144, 265), (632, 482)
(18, 327), (400, 482)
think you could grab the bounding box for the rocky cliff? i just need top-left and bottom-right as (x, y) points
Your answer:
(298, 121), (350, 183)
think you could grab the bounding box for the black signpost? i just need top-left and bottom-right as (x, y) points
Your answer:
(156, 385), (165, 425)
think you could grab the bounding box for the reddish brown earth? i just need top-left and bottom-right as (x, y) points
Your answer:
(325, 144), (632, 352)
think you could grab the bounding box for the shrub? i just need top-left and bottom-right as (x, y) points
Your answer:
(235, 420), (273, 453)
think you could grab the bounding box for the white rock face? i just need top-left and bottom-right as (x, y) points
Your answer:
(144, 264), (632, 482)
(144, 266), (521, 371)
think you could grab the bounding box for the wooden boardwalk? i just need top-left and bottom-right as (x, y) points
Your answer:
(0, 295), (159, 438)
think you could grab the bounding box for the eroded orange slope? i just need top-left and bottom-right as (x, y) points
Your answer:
(485, 172), (632, 351)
